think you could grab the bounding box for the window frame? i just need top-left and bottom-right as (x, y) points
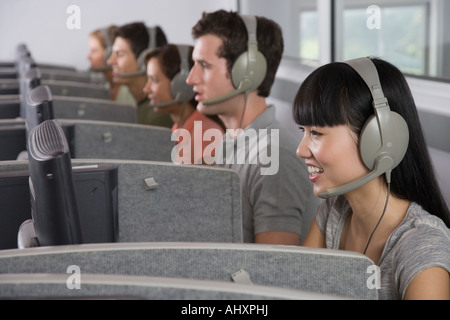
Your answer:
(332, 0), (448, 82)
(238, 0), (449, 83)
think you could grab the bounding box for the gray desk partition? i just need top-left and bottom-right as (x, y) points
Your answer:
(43, 80), (110, 100)
(1, 78), (109, 100)
(0, 98), (20, 119)
(65, 119), (173, 162)
(0, 118), (173, 162)
(39, 68), (104, 84)
(69, 159), (242, 243)
(52, 96), (137, 123)
(1, 95), (137, 123)
(0, 273), (344, 300)
(0, 158), (243, 244)
(0, 67), (17, 79)
(0, 242), (377, 299)
(0, 68), (103, 84)
(0, 79), (19, 95)
(0, 61), (77, 72)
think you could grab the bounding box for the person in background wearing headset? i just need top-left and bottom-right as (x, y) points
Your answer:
(107, 22), (173, 128)
(295, 57), (450, 300)
(87, 25), (135, 105)
(187, 10), (320, 245)
(143, 44), (225, 165)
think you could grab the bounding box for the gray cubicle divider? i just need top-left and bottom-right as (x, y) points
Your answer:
(0, 242), (377, 299)
(65, 119), (173, 162)
(0, 158), (243, 244)
(52, 96), (136, 123)
(0, 273), (345, 300)
(0, 118), (173, 162)
(43, 80), (110, 100)
(39, 68), (103, 84)
(1, 91), (132, 123)
(70, 159), (243, 243)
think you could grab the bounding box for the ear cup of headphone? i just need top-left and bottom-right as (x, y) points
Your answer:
(104, 46), (112, 63)
(102, 28), (113, 63)
(137, 48), (152, 73)
(231, 48), (267, 91)
(171, 69), (195, 102)
(170, 45), (194, 102)
(359, 111), (409, 171)
(231, 15), (267, 91)
(136, 27), (157, 73)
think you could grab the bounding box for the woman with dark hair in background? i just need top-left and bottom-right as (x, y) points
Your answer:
(143, 44), (225, 165)
(295, 57), (450, 300)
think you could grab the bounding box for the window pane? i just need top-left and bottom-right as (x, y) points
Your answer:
(239, 0), (319, 62)
(335, 0), (450, 81)
(299, 10), (319, 62)
(340, 4), (427, 76)
(238, 0), (450, 82)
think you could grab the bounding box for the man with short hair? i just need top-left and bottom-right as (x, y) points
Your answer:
(187, 10), (320, 244)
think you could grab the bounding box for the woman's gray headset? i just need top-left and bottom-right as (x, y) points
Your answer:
(320, 57), (409, 199)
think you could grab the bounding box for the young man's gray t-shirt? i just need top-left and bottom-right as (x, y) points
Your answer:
(316, 196), (450, 300)
(217, 105), (320, 243)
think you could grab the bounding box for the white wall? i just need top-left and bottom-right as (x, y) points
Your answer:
(0, 0), (237, 70)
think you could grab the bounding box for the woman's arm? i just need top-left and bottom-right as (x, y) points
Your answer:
(255, 231), (300, 245)
(301, 219), (326, 248)
(404, 267), (450, 300)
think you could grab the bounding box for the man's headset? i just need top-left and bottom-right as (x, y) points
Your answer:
(320, 57), (410, 199)
(202, 15), (267, 105)
(150, 45), (195, 108)
(116, 27), (157, 78)
(102, 28), (113, 66)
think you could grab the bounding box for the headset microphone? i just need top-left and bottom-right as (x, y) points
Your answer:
(320, 155), (394, 199)
(319, 57), (409, 199)
(202, 79), (252, 106)
(149, 92), (188, 108)
(202, 15), (267, 106)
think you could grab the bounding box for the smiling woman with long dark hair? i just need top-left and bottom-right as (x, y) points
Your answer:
(294, 57), (450, 300)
